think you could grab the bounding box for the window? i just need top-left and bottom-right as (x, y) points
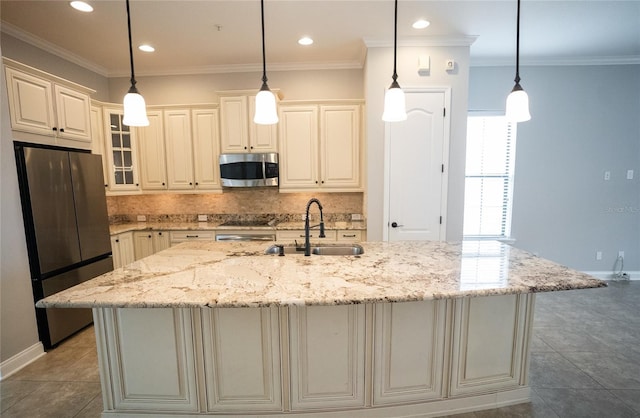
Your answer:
(463, 114), (517, 238)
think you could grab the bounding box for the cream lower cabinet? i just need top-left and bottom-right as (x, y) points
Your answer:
(278, 103), (361, 192)
(133, 231), (171, 260)
(373, 300), (447, 405)
(202, 306), (282, 412)
(288, 304), (366, 410)
(95, 308), (199, 413)
(449, 294), (533, 397)
(110, 232), (135, 269)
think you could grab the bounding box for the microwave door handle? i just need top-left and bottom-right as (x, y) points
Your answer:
(262, 157), (267, 182)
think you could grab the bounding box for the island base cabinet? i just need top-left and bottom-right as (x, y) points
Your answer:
(202, 306), (283, 412)
(449, 294), (534, 397)
(93, 308), (199, 413)
(373, 300), (447, 405)
(288, 304), (366, 411)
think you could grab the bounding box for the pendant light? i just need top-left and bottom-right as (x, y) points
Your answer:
(122, 0), (149, 127)
(505, 0), (531, 122)
(382, 0), (407, 122)
(253, 0), (278, 125)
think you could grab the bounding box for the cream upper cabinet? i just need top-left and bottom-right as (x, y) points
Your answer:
(277, 105), (319, 189)
(278, 102), (362, 192)
(103, 107), (140, 193)
(90, 103), (109, 189)
(137, 110), (167, 190)
(219, 94), (277, 153)
(4, 62), (93, 148)
(192, 108), (221, 190)
(164, 109), (195, 190)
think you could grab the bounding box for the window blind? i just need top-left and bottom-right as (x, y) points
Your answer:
(463, 115), (517, 238)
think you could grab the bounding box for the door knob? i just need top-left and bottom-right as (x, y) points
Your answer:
(391, 222), (403, 228)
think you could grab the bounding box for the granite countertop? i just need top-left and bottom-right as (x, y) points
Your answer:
(109, 220), (367, 235)
(37, 240), (606, 309)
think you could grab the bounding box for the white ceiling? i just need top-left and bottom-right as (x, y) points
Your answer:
(1, 0), (639, 77)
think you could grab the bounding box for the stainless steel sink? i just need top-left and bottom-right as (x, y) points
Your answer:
(264, 244), (364, 256)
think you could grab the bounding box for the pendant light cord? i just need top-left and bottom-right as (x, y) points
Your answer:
(260, 0), (268, 87)
(514, 0), (521, 85)
(391, 0), (399, 85)
(126, 0), (138, 93)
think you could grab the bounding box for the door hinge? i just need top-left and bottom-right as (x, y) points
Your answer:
(443, 108), (446, 117)
(439, 216), (443, 225)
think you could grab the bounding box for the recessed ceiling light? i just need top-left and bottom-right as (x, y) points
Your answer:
(298, 37), (314, 46)
(412, 19), (430, 29)
(70, 1), (93, 12)
(138, 44), (155, 53)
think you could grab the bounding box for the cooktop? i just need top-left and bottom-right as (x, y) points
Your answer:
(218, 219), (276, 227)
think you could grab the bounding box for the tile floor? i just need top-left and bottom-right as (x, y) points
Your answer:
(1, 281), (639, 417)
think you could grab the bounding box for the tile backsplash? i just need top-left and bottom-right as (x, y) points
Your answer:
(107, 189), (364, 221)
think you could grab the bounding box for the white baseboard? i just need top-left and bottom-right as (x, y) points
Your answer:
(583, 271), (640, 281)
(0, 342), (45, 380)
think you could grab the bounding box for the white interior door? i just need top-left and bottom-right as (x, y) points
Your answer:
(386, 89), (448, 241)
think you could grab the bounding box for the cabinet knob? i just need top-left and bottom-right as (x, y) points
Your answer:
(52, 127), (58, 132)
(321, 180), (325, 184)
(195, 182), (199, 186)
(250, 146), (254, 149)
(136, 183), (139, 186)
(315, 180), (318, 184)
(189, 182), (193, 185)
(60, 128), (65, 132)
(105, 184), (108, 188)
(158, 232), (162, 236)
(162, 182), (165, 186)
(115, 239), (119, 243)
(148, 234), (152, 238)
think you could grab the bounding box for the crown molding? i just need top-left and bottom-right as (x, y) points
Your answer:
(364, 35), (478, 48)
(1, 21), (109, 77)
(472, 55), (640, 67)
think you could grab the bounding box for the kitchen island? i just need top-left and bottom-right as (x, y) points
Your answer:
(38, 240), (605, 417)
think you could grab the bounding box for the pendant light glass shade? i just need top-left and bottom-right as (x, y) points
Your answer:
(254, 0), (278, 125)
(382, 0), (406, 122)
(254, 87), (278, 124)
(506, 83), (531, 122)
(123, 89), (149, 126)
(382, 81), (407, 122)
(122, 0), (148, 127)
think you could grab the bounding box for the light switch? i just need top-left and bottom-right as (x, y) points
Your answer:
(604, 171), (611, 181)
(627, 170), (634, 180)
(418, 55), (430, 75)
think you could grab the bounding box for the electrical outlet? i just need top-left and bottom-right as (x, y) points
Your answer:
(136, 215), (146, 222)
(445, 59), (455, 71)
(351, 213), (363, 221)
(619, 251), (625, 258)
(596, 251), (602, 260)
(604, 171), (611, 181)
(198, 214), (207, 222)
(627, 170), (634, 180)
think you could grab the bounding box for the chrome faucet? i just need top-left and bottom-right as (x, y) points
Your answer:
(304, 198), (326, 256)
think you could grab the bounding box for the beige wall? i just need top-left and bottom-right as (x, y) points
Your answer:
(107, 191), (363, 218)
(108, 68), (364, 105)
(0, 45), (41, 363)
(365, 44), (470, 241)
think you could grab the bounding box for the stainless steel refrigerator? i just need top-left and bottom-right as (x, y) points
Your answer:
(15, 143), (113, 349)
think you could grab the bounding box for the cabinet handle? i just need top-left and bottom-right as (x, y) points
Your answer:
(342, 234), (357, 238)
(186, 235), (199, 238)
(299, 234), (305, 238)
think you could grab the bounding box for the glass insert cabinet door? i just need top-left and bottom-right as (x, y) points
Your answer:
(105, 108), (139, 191)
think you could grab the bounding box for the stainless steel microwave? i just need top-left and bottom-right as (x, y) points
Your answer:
(219, 153), (279, 187)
